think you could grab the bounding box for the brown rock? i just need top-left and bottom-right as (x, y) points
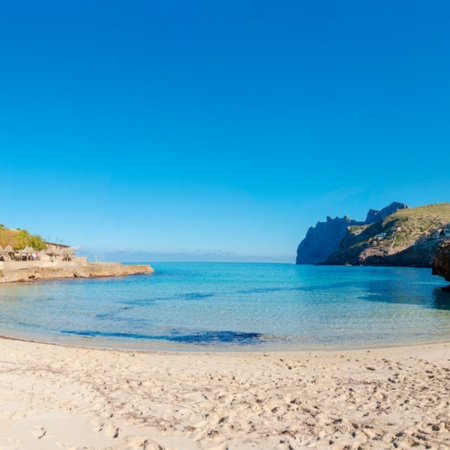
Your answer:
(432, 242), (450, 282)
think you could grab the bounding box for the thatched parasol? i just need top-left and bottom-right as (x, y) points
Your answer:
(0, 246), (4, 253)
(4, 245), (14, 253)
(45, 247), (58, 256)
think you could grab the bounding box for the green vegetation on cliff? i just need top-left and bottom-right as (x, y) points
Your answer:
(324, 203), (450, 267)
(0, 226), (47, 251)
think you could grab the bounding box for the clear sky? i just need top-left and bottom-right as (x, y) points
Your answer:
(1, 1), (450, 262)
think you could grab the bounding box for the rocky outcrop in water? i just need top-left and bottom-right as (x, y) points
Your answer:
(432, 242), (450, 282)
(296, 202), (409, 264)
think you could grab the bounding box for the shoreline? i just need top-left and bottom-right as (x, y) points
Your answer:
(3, 329), (450, 354)
(3, 330), (450, 357)
(0, 261), (154, 283)
(1, 336), (450, 449)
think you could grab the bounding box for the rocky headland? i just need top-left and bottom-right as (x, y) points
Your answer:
(296, 215), (363, 264)
(297, 202), (450, 268)
(324, 203), (450, 267)
(296, 202), (408, 264)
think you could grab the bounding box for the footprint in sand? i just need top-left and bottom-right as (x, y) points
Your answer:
(32, 426), (46, 439)
(146, 442), (165, 450)
(126, 437), (165, 449)
(103, 422), (120, 438)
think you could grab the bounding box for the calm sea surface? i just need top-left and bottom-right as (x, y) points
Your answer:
(0, 263), (450, 351)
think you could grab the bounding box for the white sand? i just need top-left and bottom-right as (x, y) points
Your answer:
(1, 338), (450, 449)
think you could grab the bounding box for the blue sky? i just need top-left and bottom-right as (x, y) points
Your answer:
(1, 1), (450, 262)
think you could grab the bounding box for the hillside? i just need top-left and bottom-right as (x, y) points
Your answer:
(0, 225), (47, 251)
(296, 202), (408, 264)
(324, 203), (450, 267)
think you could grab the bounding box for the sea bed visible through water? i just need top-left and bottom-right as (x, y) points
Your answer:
(0, 263), (450, 351)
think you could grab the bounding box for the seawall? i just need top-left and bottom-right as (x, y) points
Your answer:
(0, 261), (154, 284)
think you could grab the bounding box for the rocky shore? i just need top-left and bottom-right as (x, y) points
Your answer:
(0, 262), (154, 284)
(433, 242), (450, 283)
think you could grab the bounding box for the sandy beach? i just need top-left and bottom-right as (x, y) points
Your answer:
(0, 339), (450, 449)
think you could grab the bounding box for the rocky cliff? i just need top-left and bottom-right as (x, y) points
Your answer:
(432, 242), (450, 282)
(296, 202), (408, 264)
(324, 203), (450, 267)
(296, 216), (363, 264)
(365, 202), (409, 224)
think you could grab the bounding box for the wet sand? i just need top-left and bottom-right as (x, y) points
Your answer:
(1, 337), (450, 449)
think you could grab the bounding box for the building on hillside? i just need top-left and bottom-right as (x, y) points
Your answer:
(41, 242), (75, 262)
(45, 242), (72, 251)
(1, 245), (15, 261)
(0, 241), (77, 264)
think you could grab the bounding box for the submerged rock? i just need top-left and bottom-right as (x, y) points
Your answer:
(433, 242), (450, 282)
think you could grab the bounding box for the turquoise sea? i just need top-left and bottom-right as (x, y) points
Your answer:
(0, 263), (450, 351)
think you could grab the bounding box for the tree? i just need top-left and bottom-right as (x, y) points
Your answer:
(0, 227), (47, 250)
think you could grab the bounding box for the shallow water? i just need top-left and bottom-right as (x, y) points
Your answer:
(0, 263), (449, 350)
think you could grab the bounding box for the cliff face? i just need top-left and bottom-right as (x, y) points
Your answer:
(296, 216), (363, 264)
(433, 242), (450, 282)
(365, 202), (409, 224)
(324, 203), (450, 267)
(296, 202), (408, 265)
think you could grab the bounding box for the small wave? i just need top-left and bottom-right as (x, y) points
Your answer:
(181, 293), (215, 300)
(120, 292), (215, 306)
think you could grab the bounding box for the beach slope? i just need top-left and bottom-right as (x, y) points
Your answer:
(1, 338), (450, 449)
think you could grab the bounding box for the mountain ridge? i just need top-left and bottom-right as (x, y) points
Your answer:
(296, 202), (409, 264)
